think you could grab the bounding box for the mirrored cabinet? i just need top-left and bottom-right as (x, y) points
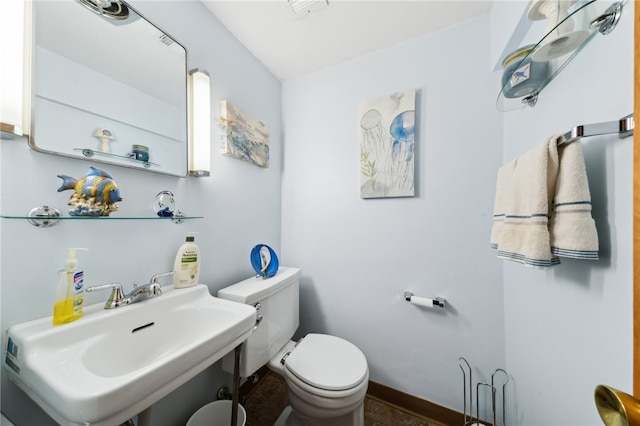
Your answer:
(29, 0), (189, 176)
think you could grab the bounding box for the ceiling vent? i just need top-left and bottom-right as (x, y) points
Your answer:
(285, 0), (329, 20)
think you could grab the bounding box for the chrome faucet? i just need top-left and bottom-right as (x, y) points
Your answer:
(86, 271), (174, 309)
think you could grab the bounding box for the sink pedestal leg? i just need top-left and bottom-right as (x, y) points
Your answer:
(232, 342), (243, 426)
(137, 407), (152, 426)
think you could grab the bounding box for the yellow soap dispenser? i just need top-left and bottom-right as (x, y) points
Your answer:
(53, 248), (88, 326)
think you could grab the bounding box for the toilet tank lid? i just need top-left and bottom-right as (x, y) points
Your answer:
(217, 266), (301, 304)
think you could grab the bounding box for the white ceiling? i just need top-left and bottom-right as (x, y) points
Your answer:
(202, 1), (495, 81)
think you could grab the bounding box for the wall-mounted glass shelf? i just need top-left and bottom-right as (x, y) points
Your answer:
(0, 206), (202, 227)
(497, 0), (626, 111)
(73, 148), (160, 168)
(0, 215), (203, 221)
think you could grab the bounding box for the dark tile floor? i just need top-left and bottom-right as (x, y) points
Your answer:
(242, 371), (446, 426)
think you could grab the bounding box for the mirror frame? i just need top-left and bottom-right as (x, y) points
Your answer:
(28, 0), (189, 177)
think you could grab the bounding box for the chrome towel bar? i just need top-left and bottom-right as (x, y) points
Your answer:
(557, 113), (634, 146)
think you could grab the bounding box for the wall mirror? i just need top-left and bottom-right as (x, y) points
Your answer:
(30, 0), (188, 177)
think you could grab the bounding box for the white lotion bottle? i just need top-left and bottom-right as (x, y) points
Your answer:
(173, 232), (200, 288)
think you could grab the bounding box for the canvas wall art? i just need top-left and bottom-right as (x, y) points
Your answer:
(359, 90), (416, 198)
(220, 100), (270, 168)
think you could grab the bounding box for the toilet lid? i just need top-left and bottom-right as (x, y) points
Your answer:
(284, 333), (368, 391)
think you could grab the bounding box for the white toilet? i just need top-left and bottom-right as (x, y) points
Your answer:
(218, 267), (369, 426)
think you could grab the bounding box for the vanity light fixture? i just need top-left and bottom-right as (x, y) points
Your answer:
(188, 69), (211, 177)
(1, 0), (30, 139)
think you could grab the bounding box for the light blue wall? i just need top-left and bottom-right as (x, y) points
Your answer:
(281, 4), (634, 426)
(500, 2), (634, 425)
(0, 1), (282, 425)
(281, 13), (505, 419)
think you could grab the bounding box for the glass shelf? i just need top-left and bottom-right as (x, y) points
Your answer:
(0, 209), (202, 227)
(1, 193), (198, 227)
(0, 215), (203, 220)
(73, 148), (160, 168)
(497, 0), (626, 111)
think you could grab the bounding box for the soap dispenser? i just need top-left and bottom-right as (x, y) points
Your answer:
(173, 233), (200, 288)
(53, 248), (88, 325)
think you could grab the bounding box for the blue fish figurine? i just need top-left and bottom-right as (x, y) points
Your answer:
(57, 166), (123, 204)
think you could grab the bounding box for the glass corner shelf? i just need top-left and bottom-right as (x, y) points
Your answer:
(73, 148), (160, 169)
(497, 0), (626, 112)
(0, 206), (202, 228)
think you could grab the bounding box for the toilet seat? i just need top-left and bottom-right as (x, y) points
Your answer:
(284, 333), (368, 392)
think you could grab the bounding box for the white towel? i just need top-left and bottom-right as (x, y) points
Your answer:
(549, 142), (599, 259)
(490, 134), (598, 268)
(490, 135), (559, 268)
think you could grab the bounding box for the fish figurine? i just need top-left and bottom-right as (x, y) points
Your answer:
(57, 166), (123, 216)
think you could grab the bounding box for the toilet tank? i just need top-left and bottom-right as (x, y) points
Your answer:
(218, 267), (300, 377)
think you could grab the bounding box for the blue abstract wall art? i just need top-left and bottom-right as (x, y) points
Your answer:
(360, 90), (415, 198)
(220, 100), (270, 168)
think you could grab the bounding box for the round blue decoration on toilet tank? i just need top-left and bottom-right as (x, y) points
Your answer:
(250, 244), (279, 279)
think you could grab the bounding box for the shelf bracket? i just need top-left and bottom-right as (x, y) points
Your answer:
(591, 2), (624, 35)
(27, 206), (61, 228)
(522, 91), (538, 108)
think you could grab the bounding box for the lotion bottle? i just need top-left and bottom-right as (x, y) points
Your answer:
(53, 248), (88, 325)
(173, 233), (200, 288)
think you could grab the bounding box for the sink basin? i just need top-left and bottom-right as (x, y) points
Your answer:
(3, 284), (256, 426)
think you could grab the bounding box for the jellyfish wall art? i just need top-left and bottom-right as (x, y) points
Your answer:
(359, 90), (415, 198)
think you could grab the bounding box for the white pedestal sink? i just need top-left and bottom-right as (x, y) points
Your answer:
(3, 284), (257, 426)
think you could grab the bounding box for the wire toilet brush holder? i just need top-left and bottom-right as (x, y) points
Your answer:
(458, 357), (510, 426)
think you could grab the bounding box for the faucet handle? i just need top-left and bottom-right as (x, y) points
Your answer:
(85, 283), (127, 309)
(150, 271), (175, 284)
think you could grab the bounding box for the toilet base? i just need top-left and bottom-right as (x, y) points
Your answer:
(273, 404), (364, 426)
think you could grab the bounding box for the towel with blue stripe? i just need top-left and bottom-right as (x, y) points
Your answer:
(490, 134), (598, 269)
